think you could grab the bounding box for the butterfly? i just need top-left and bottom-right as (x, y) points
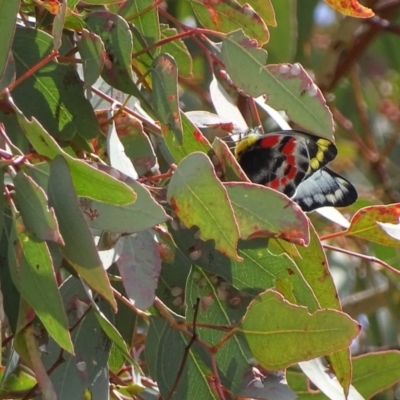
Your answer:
(234, 129), (358, 212)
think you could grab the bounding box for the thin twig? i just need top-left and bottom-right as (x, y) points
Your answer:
(323, 244), (400, 276)
(165, 298), (201, 400)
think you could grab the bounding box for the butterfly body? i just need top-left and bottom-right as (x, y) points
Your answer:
(234, 130), (357, 212)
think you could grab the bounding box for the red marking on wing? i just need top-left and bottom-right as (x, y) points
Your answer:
(260, 135), (280, 148)
(269, 179), (281, 189)
(285, 164), (297, 180)
(281, 137), (296, 155)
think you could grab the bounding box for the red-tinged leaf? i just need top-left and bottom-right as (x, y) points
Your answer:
(324, 0), (374, 18)
(352, 351), (400, 398)
(161, 112), (212, 164)
(240, 290), (360, 370)
(225, 182), (310, 246)
(345, 204), (400, 246)
(190, 0), (270, 45)
(222, 30), (334, 140)
(212, 137), (249, 183)
(152, 54), (183, 144)
(238, 0), (276, 26)
(167, 152), (241, 261)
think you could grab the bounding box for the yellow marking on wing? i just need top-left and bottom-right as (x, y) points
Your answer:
(234, 133), (260, 158)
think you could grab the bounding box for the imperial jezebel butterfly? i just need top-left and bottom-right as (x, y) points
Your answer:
(234, 129), (357, 212)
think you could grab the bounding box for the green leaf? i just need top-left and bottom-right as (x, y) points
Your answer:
(11, 27), (101, 140)
(93, 308), (137, 367)
(266, 0), (297, 63)
(190, 0), (270, 45)
(345, 203), (400, 246)
(14, 171), (63, 243)
(81, 173), (169, 233)
(129, 0), (160, 51)
(167, 152), (241, 261)
(169, 226), (321, 311)
(8, 214), (73, 353)
(161, 112), (212, 164)
(0, 51), (15, 92)
(240, 290), (360, 370)
(225, 182), (310, 245)
(0, 364), (37, 397)
(186, 267), (252, 395)
(84, 11), (141, 97)
(14, 111), (136, 205)
(145, 316), (218, 400)
(221, 30), (334, 139)
(77, 29), (105, 89)
(160, 25), (193, 78)
(41, 277), (111, 399)
(0, 0), (19, 80)
(352, 352), (400, 398)
(48, 156), (117, 310)
(276, 226), (352, 392)
(152, 54), (183, 144)
(240, 0), (276, 26)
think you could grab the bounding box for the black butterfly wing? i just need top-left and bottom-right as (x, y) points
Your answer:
(236, 133), (311, 198)
(293, 167), (358, 212)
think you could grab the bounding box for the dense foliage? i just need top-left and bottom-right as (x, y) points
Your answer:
(1, 0), (400, 399)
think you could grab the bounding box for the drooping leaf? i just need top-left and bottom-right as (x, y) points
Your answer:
(240, 290), (360, 370)
(167, 152), (241, 261)
(48, 156), (116, 310)
(0, 0), (19, 81)
(77, 29), (106, 89)
(152, 54), (183, 144)
(8, 213), (72, 353)
(116, 230), (161, 310)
